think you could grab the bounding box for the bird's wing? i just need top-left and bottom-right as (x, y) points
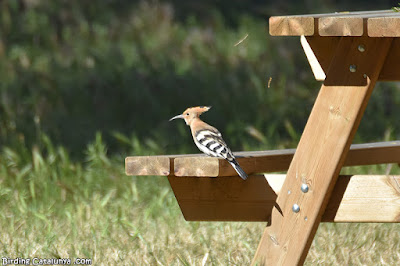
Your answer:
(194, 129), (234, 160)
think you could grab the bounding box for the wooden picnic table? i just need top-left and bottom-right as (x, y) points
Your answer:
(254, 10), (400, 265)
(126, 10), (400, 266)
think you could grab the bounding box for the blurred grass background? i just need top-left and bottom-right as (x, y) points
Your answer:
(0, 0), (399, 264)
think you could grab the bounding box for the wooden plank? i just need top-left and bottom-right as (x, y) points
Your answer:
(274, 10), (392, 19)
(167, 174), (400, 222)
(174, 149), (295, 177)
(318, 17), (363, 36)
(168, 175), (276, 222)
(267, 174), (400, 222)
(323, 175), (400, 222)
(125, 156), (171, 176)
(174, 156), (219, 177)
(125, 153), (207, 176)
(269, 16), (314, 36)
(125, 141), (400, 176)
(269, 10), (400, 36)
(344, 141), (400, 166)
(368, 17), (400, 37)
(317, 10), (400, 37)
(172, 141), (400, 177)
(304, 36), (400, 81)
(252, 37), (392, 265)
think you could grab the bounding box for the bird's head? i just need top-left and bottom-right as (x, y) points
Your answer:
(169, 106), (211, 126)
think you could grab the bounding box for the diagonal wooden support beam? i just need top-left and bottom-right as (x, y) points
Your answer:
(252, 37), (393, 265)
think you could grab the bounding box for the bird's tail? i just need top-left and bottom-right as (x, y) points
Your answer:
(228, 159), (248, 180)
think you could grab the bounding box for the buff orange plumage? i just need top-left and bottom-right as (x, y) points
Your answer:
(170, 106), (248, 180)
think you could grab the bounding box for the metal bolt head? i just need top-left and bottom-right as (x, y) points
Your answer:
(292, 204), (300, 213)
(349, 65), (357, 72)
(358, 45), (365, 52)
(301, 183), (309, 193)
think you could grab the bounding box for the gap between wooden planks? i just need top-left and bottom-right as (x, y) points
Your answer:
(125, 141), (400, 176)
(269, 9), (400, 36)
(302, 37), (400, 82)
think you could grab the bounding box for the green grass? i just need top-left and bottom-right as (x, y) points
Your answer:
(1, 134), (399, 265)
(1, 1), (399, 264)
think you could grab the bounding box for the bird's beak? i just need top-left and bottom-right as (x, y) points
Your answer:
(169, 114), (184, 121)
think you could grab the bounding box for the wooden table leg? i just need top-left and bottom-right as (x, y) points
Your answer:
(252, 36), (393, 265)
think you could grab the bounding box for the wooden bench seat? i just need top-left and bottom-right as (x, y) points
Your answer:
(126, 141), (400, 223)
(126, 141), (400, 176)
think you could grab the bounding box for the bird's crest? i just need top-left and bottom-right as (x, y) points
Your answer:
(184, 106), (211, 115)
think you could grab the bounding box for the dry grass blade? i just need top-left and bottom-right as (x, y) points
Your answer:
(234, 33), (249, 46)
(201, 252), (209, 266)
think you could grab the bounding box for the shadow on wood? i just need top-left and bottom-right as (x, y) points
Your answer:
(167, 175), (277, 222)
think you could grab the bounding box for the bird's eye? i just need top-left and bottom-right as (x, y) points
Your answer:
(186, 113), (189, 116)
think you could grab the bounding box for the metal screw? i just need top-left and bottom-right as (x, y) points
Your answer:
(358, 45), (365, 52)
(301, 183), (309, 193)
(349, 65), (357, 73)
(288, 190), (291, 195)
(292, 204), (300, 213)
(363, 74), (367, 78)
(304, 216), (308, 221)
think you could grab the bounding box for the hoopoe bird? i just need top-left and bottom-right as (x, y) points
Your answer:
(169, 106), (248, 180)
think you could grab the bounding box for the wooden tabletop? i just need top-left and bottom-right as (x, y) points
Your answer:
(269, 10), (400, 37)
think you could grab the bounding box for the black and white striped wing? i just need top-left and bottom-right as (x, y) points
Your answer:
(194, 128), (248, 180)
(194, 129), (234, 160)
